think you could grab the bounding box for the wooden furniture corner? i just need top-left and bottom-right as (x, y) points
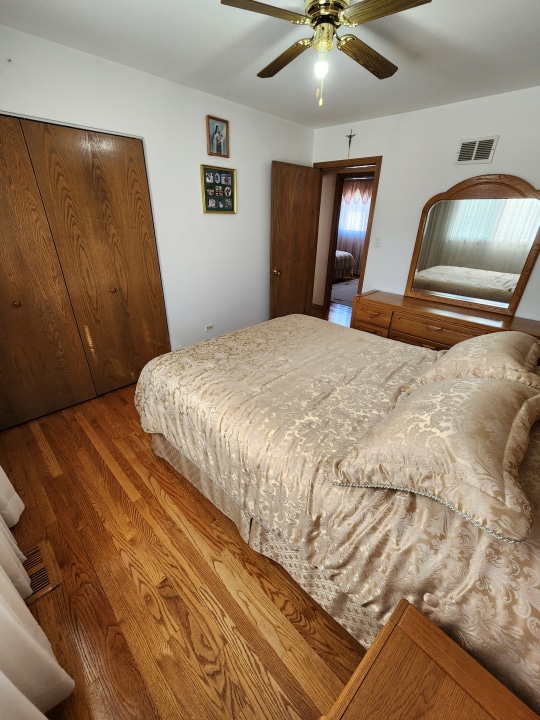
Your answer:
(321, 599), (539, 720)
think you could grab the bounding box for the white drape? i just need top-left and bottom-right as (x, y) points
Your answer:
(0, 514), (32, 597)
(418, 198), (540, 273)
(0, 464), (25, 527)
(0, 464), (31, 597)
(0, 465), (75, 719)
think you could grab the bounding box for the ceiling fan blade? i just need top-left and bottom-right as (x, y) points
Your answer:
(342, 0), (431, 26)
(337, 35), (397, 78)
(221, 0), (310, 25)
(258, 38), (313, 77)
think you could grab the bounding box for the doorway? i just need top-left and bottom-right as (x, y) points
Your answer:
(269, 157), (381, 323)
(330, 172), (374, 308)
(312, 156), (382, 317)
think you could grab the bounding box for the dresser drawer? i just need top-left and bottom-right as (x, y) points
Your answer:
(389, 330), (450, 351)
(355, 322), (389, 338)
(391, 311), (479, 347)
(353, 302), (392, 330)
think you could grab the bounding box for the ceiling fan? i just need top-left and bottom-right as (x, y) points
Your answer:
(221, 0), (431, 81)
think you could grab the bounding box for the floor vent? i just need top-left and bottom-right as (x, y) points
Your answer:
(23, 541), (62, 606)
(456, 136), (499, 164)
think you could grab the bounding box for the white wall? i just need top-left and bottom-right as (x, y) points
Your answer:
(0, 25), (314, 349)
(313, 86), (540, 320)
(3, 24), (539, 335)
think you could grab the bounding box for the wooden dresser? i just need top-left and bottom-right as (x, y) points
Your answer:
(321, 599), (539, 720)
(352, 291), (540, 350)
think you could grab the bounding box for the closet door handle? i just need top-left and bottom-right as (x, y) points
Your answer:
(272, 269), (281, 276)
(12, 300), (21, 308)
(110, 287), (118, 293)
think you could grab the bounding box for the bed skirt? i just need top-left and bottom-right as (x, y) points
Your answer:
(151, 433), (382, 648)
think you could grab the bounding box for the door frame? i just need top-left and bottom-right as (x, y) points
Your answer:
(314, 156), (382, 312)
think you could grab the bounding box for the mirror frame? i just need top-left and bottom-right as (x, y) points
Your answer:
(405, 174), (540, 316)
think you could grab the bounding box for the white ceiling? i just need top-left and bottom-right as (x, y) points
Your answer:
(1, 0), (540, 129)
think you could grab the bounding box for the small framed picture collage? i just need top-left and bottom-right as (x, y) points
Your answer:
(200, 165), (236, 214)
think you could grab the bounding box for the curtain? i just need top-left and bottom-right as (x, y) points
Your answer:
(418, 199), (540, 273)
(0, 465), (75, 719)
(0, 464), (25, 528)
(0, 515), (32, 598)
(337, 178), (373, 275)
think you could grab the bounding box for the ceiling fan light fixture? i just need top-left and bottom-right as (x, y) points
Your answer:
(314, 21), (334, 53)
(313, 20), (333, 101)
(314, 51), (329, 78)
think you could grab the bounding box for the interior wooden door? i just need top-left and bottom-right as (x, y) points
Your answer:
(270, 161), (322, 319)
(0, 116), (96, 430)
(21, 120), (170, 395)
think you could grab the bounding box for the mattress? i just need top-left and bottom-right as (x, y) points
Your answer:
(413, 265), (519, 303)
(333, 250), (356, 280)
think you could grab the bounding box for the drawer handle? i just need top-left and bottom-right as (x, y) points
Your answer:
(425, 324), (443, 333)
(366, 310), (381, 318)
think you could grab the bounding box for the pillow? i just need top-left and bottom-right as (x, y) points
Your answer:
(336, 378), (540, 542)
(401, 331), (540, 395)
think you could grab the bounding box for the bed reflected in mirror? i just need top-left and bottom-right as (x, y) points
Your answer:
(405, 175), (540, 316)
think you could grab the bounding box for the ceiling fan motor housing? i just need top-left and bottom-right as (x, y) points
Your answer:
(304, 0), (350, 26)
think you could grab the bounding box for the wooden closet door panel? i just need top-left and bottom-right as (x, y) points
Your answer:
(0, 116), (96, 430)
(21, 121), (170, 395)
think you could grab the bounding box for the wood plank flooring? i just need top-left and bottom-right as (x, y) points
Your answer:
(0, 384), (365, 719)
(311, 302), (352, 327)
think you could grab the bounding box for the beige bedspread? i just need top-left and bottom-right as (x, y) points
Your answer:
(135, 315), (540, 712)
(413, 264), (519, 302)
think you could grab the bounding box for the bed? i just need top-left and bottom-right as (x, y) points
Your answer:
(413, 265), (520, 303)
(135, 314), (540, 713)
(333, 250), (356, 281)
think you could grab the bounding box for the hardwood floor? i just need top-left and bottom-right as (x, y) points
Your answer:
(311, 302), (352, 327)
(0, 385), (365, 719)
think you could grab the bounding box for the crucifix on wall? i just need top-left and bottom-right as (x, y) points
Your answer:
(346, 128), (356, 158)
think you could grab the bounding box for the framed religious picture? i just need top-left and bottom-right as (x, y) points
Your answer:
(206, 115), (229, 158)
(200, 165), (237, 214)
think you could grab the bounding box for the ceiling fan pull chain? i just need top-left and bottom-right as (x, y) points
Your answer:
(316, 77), (324, 106)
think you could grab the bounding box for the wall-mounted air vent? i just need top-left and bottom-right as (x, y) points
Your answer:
(455, 136), (499, 164)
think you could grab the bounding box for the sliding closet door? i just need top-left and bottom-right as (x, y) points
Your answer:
(0, 116), (96, 430)
(21, 121), (170, 395)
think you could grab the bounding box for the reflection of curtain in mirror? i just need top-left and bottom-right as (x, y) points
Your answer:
(337, 178), (373, 275)
(418, 199), (540, 273)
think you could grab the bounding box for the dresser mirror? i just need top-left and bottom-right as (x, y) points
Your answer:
(405, 174), (540, 316)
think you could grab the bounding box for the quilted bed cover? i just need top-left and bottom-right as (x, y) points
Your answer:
(333, 250), (356, 280)
(413, 264), (519, 302)
(135, 314), (540, 712)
